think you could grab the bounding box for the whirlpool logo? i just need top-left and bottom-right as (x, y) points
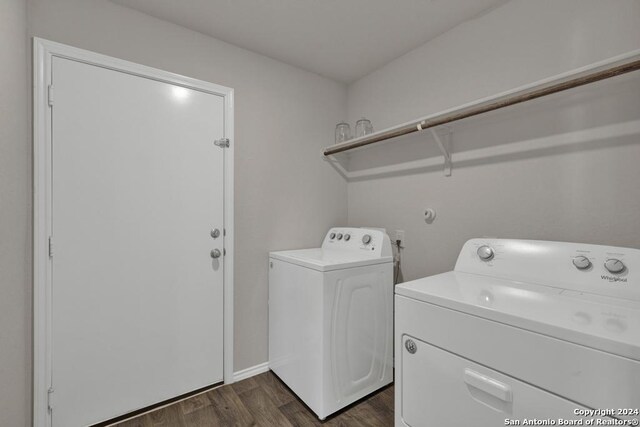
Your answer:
(601, 275), (628, 283)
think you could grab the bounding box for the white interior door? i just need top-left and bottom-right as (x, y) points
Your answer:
(51, 56), (225, 426)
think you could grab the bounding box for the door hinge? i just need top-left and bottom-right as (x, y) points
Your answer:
(48, 237), (53, 258)
(214, 138), (229, 148)
(47, 85), (54, 107)
(47, 387), (54, 412)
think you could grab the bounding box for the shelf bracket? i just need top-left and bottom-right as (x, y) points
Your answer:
(429, 128), (452, 176)
(323, 152), (350, 180)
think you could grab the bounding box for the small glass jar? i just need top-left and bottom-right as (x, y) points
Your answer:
(335, 121), (351, 144)
(355, 117), (373, 138)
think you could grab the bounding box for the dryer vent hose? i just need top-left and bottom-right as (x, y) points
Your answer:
(393, 239), (403, 285)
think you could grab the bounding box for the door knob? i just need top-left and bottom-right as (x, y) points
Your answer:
(210, 249), (222, 259)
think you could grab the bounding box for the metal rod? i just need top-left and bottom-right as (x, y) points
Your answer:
(324, 58), (640, 156)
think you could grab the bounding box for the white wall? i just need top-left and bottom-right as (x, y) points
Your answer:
(0, 0), (31, 426)
(346, 0), (640, 282)
(20, 0), (346, 418)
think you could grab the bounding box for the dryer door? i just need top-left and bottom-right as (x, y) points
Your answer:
(400, 335), (608, 427)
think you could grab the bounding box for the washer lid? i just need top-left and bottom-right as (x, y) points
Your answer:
(395, 271), (640, 361)
(270, 248), (392, 272)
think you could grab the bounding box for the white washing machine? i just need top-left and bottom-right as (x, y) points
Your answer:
(269, 227), (394, 420)
(395, 239), (640, 426)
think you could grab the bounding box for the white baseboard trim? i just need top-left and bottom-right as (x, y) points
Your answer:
(232, 362), (269, 383)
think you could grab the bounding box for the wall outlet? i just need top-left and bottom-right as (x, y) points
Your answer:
(395, 230), (405, 245)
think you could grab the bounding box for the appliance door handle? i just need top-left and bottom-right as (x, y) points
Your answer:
(464, 368), (512, 402)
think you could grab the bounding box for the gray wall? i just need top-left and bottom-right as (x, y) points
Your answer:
(0, 0), (31, 426)
(346, 0), (640, 282)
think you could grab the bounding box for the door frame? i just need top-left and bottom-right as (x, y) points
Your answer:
(33, 37), (235, 427)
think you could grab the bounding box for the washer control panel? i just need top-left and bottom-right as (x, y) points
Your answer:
(456, 238), (639, 301)
(322, 227), (392, 257)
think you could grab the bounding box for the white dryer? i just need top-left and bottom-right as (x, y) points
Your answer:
(269, 227), (394, 420)
(395, 239), (640, 426)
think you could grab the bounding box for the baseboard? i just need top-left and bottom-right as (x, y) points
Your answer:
(232, 361), (269, 382)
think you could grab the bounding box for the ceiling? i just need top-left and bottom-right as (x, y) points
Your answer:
(111, 0), (508, 83)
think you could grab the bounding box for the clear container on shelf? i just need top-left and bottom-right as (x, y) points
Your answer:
(335, 121), (352, 144)
(355, 117), (373, 138)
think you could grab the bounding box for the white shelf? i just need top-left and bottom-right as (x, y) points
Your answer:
(323, 49), (640, 178)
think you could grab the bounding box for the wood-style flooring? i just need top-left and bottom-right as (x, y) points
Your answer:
(112, 371), (394, 427)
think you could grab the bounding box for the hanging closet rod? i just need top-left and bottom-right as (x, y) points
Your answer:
(324, 53), (640, 156)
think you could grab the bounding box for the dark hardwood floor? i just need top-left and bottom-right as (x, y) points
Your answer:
(112, 371), (394, 427)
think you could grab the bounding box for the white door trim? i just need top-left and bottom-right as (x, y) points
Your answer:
(33, 37), (235, 427)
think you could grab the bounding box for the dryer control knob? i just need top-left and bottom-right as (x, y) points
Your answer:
(329, 233), (336, 239)
(362, 234), (372, 244)
(336, 233), (343, 240)
(477, 245), (494, 261)
(344, 234), (351, 241)
(604, 258), (626, 274)
(572, 256), (591, 270)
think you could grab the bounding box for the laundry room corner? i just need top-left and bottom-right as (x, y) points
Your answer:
(2, 0), (639, 425)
